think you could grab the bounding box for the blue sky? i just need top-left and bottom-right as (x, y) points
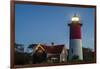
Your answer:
(15, 4), (95, 50)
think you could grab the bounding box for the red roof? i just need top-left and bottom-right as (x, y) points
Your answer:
(42, 45), (64, 54)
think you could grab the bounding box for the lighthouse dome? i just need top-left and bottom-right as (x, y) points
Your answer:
(71, 15), (79, 22)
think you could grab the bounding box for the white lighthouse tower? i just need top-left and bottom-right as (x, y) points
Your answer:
(68, 14), (83, 60)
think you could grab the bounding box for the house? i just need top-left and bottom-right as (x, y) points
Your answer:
(29, 43), (67, 63)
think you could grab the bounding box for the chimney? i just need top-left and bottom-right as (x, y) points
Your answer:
(51, 42), (54, 46)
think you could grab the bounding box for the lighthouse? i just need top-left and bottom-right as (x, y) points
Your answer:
(68, 14), (83, 60)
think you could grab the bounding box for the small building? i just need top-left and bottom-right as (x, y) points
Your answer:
(30, 43), (67, 63)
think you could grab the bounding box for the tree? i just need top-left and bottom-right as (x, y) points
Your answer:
(83, 48), (95, 62)
(32, 50), (47, 64)
(14, 43), (26, 65)
(14, 43), (24, 53)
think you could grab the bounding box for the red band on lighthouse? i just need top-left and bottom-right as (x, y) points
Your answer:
(69, 23), (82, 39)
